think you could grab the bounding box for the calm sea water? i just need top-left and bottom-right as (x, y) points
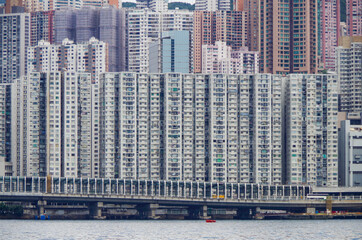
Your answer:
(1, 219), (361, 240)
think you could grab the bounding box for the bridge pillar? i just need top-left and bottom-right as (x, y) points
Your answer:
(138, 204), (160, 219)
(200, 205), (209, 219)
(237, 208), (252, 219)
(187, 205), (210, 219)
(89, 202), (105, 220)
(37, 200), (47, 216)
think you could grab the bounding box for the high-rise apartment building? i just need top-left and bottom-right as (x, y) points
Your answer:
(201, 42), (259, 74)
(346, 0), (362, 36)
(30, 11), (55, 46)
(6, 72), (100, 178)
(286, 74), (338, 186)
(27, 38), (108, 82)
(321, 0), (340, 70)
(54, 7), (126, 72)
(53, 0), (82, 9)
(244, 0), (258, 52)
(136, 0), (168, 12)
(195, 0), (231, 11)
(0, 13), (30, 83)
(259, 0), (318, 74)
(1, 71), (340, 187)
(193, 11), (248, 73)
(251, 74), (283, 184)
(127, 9), (193, 73)
(0, 84), (15, 176)
(336, 36), (362, 113)
(99, 72), (164, 179)
(149, 31), (192, 73)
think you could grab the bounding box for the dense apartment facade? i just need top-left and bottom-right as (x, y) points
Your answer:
(0, 13), (30, 83)
(259, 0), (318, 74)
(0, 72), (340, 187)
(346, 0), (362, 36)
(321, 0), (340, 70)
(286, 74), (338, 186)
(127, 9), (193, 73)
(54, 7), (126, 72)
(30, 10), (55, 46)
(336, 36), (362, 113)
(27, 38), (108, 82)
(201, 42), (259, 74)
(195, 0), (231, 11)
(193, 11), (248, 73)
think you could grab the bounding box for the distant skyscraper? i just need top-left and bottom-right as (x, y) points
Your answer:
(193, 11), (248, 73)
(259, 0), (318, 74)
(195, 0), (231, 11)
(245, 0), (259, 52)
(233, 0), (244, 11)
(346, 0), (362, 36)
(54, 6), (127, 72)
(5, 0), (22, 13)
(149, 31), (192, 73)
(136, 0), (168, 12)
(127, 9), (193, 73)
(336, 36), (362, 113)
(0, 13), (30, 83)
(53, 0), (82, 9)
(30, 10), (55, 46)
(321, 0), (340, 70)
(54, 8), (76, 43)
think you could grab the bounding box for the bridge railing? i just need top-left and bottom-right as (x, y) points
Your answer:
(0, 176), (312, 201)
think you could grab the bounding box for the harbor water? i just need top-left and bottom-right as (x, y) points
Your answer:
(1, 219), (361, 239)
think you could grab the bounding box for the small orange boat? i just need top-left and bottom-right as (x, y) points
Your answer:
(206, 219), (216, 223)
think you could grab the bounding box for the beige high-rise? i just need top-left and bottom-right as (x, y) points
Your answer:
(259, 0), (318, 74)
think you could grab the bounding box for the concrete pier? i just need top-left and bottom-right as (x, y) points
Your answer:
(89, 202), (105, 220)
(37, 200), (47, 216)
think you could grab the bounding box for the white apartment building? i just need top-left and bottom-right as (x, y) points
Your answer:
(208, 74), (253, 183)
(27, 38), (108, 83)
(62, 72), (94, 178)
(286, 74), (339, 186)
(127, 9), (193, 73)
(252, 74), (283, 185)
(202, 42), (259, 75)
(1, 72), (341, 187)
(0, 13), (30, 83)
(164, 73), (184, 181)
(336, 39), (362, 113)
(195, 0), (231, 11)
(99, 73), (119, 178)
(119, 73), (138, 179)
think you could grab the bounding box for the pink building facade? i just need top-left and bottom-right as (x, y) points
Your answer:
(321, 0), (340, 70)
(347, 0), (362, 36)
